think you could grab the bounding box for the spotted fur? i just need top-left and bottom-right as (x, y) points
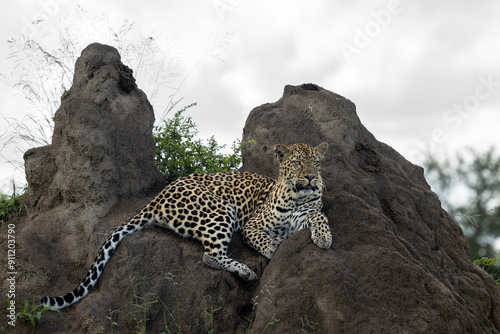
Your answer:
(41, 143), (331, 309)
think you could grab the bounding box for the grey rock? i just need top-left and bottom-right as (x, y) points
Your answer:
(243, 83), (500, 333)
(24, 42), (164, 215)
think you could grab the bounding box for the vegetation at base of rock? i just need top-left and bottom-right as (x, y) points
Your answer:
(121, 257), (159, 333)
(474, 257), (500, 288)
(0, 184), (24, 226)
(0, 299), (66, 332)
(91, 255), (185, 334)
(153, 103), (252, 183)
(299, 316), (318, 333)
(205, 307), (222, 334)
(90, 258), (282, 333)
(423, 147), (500, 259)
(235, 285), (280, 334)
(94, 255), (280, 333)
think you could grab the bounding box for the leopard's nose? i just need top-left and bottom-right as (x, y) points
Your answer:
(305, 175), (315, 182)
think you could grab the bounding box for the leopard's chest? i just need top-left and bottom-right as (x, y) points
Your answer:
(265, 198), (321, 238)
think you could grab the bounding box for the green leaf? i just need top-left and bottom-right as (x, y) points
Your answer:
(153, 103), (250, 183)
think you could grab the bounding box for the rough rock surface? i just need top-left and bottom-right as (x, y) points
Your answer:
(23, 42), (164, 216)
(2, 44), (499, 333)
(241, 83), (500, 333)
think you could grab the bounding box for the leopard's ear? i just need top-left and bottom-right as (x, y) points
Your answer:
(314, 142), (328, 161)
(274, 144), (290, 163)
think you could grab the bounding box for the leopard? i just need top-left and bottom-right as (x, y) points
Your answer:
(41, 142), (332, 310)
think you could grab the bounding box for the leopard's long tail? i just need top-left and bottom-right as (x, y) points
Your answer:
(40, 210), (155, 310)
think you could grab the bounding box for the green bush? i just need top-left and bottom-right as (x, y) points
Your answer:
(0, 185), (24, 225)
(153, 103), (249, 183)
(474, 257), (500, 288)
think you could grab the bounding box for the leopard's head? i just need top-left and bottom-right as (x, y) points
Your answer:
(274, 142), (328, 197)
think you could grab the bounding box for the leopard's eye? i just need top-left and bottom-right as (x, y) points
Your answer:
(313, 160), (320, 166)
(294, 160), (302, 166)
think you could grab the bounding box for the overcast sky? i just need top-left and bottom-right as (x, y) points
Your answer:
(1, 0), (499, 194)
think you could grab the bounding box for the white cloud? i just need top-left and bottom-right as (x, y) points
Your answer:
(1, 0), (499, 193)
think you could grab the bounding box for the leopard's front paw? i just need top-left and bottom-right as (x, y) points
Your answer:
(312, 230), (332, 249)
(311, 223), (332, 249)
(263, 237), (284, 259)
(309, 212), (332, 249)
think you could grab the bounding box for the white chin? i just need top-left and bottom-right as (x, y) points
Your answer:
(300, 189), (314, 196)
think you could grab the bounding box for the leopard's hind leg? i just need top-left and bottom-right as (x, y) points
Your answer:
(198, 206), (257, 280)
(202, 248), (257, 280)
(153, 185), (258, 280)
